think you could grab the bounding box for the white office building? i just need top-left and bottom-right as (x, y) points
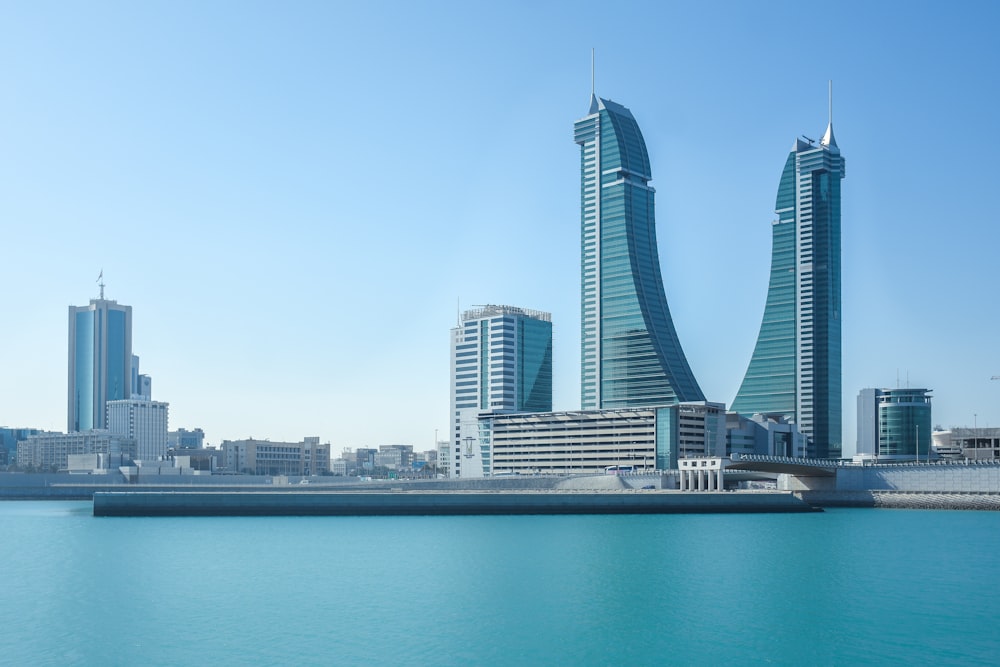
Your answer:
(472, 402), (726, 476)
(17, 430), (136, 470)
(107, 399), (169, 462)
(450, 305), (552, 478)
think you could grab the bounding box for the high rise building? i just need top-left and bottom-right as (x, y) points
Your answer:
(574, 95), (703, 410)
(449, 304), (552, 477)
(130, 355), (152, 400)
(732, 101), (845, 457)
(107, 399), (169, 462)
(68, 294), (133, 432)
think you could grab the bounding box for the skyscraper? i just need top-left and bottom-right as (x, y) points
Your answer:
(68, 294), (133, 432)
(449, 304), (552, 477)
(574, 94), (703, 409)
(732, 102), (845, 457)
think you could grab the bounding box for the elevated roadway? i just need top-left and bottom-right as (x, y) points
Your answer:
(727, 454), (840, 477)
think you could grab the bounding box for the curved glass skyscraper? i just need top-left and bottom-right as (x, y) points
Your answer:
(574, 95), (703, 409)
(732, 117), (845, 457)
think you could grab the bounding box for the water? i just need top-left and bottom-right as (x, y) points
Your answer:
(1, 502), (998, 666)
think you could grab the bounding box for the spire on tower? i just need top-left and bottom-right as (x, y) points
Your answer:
(820, 80), (838, 148)
(589, 48), (599, 114)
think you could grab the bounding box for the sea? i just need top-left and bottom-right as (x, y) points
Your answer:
(1, 501), (998, 666)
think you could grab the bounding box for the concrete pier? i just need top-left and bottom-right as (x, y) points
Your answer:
(93, 489), (819, 517)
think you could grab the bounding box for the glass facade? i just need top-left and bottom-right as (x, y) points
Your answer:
(449, 305), (552, 477)
(878, 389), (932, 459)
(517, 317), (553, 412)
(733, 128), (845, 458)
(655, 406), (678, 470)
(73, 310), (95, 431)
(107, 309), (127, 402)
(575, 96), (703, 410)
(731, 154), (797, 419)
(68, 299), (132, 432)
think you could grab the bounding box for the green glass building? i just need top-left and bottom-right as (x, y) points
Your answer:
(732, 116), (845, 457)
(856, 388), (932, 460)
(574, 95), (703, 409)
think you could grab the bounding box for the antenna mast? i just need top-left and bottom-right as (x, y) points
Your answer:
(97, 269), (105, 300)
(591, 48), (595, 96)
(828, 79), (833, 126)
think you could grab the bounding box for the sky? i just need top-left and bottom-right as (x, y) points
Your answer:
(2, 1), (999, 453)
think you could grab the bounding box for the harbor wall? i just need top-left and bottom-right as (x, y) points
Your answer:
(834, 463), (1000, 493)
(798, 490), (1000, 510)
(93, 490), (817, 517)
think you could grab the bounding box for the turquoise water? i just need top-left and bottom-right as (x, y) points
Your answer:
(1, 502), (998, 666)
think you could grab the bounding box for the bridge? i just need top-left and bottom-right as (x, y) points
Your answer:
(726, 453), (843, 477)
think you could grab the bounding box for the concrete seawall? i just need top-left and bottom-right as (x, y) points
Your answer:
(799, 491), (1000, 510)
(93, 490), (819, 517)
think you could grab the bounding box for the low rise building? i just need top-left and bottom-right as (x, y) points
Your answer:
(166, 447), (221, 471)
(168, 428), (205, 450)
(726, 412), (808, 458)
(463, 403), (726, 477)
(375, 444), (413, 471)
(17, 430), (136, 470)
(933, 428), (1000, 461)
(221, 437), (330, 475)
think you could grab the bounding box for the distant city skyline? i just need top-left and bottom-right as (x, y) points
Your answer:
(2, 3), (999, 448)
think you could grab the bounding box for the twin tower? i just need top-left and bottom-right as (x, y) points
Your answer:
(573, 92), (845, 457)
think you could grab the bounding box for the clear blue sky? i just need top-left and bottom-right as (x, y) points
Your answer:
(2, 1), (999, 452)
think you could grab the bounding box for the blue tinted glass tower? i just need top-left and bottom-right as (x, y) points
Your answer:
(732, 113), (845, 457)
(574, 94), (703, 409)
(68, 296), (133, 432)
